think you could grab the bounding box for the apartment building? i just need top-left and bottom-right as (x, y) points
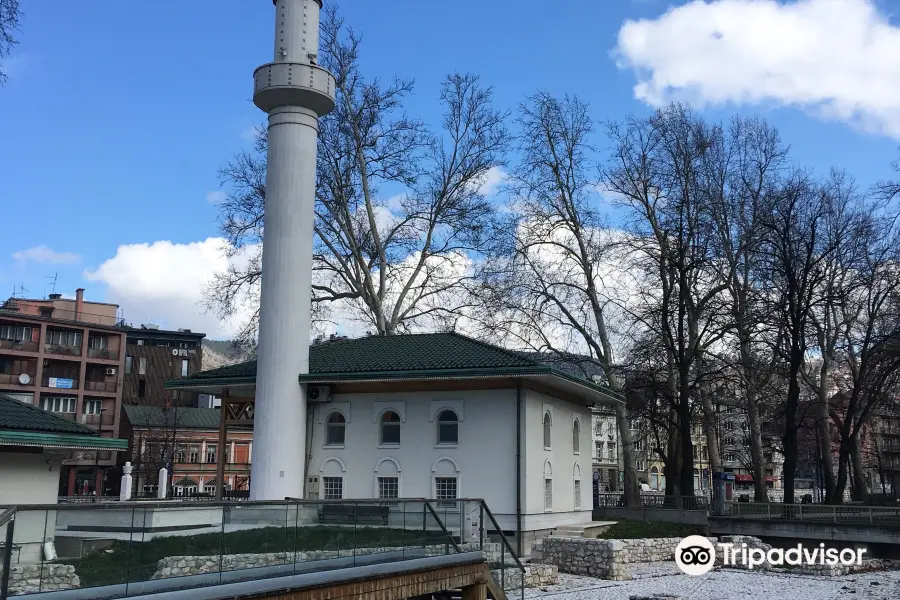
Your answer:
(122, 325), (205, 407)
(121, 405), (253, 497)
(592, 408), (620, 491)
(0, 289), (126, 496)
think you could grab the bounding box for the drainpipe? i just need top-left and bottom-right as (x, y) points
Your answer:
(516, 383), (523, 558)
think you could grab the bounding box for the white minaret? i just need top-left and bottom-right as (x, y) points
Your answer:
(250, 0), (335, 500)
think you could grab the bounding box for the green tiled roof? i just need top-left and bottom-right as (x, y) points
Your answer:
(123, 405), (222, 430)
(0, 394), (97, 435)
(165, 332), (622, 403)
(0, 394), (128, 450)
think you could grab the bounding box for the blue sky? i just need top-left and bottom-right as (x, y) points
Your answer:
(1, 0), (899, 338)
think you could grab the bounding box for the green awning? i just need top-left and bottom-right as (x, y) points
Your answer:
(0, 430), (128, 451)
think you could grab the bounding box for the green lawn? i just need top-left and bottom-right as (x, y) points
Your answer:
(595, 519), (706, 539)
(66, 525), (448, 589)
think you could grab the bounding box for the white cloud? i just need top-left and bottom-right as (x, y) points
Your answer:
(206, 190), (227, 204)
(13, 245), (81, 265)
(84, 238), (256, 339)
(475, 166), (508, 196)
(614, 0), (900, 138)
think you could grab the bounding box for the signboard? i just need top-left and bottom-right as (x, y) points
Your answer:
(171, 348), (197, 357)
(48, 377), (74, 389)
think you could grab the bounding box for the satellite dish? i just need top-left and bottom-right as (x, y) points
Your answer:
(19, 373), (31, 385)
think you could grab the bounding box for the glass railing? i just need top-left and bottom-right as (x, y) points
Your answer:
(430, 499), (525, 600)
(0, 499), (463, 598)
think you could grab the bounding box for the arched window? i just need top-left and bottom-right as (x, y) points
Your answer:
(573, 419), (580, 453)
(543, 412), (552, 449)
(543, 461), (553, 510)
(380, 411), (401, 445)
(437, 410), (459, 445)
(573, 464), (582, 509)
(650, 466), (659, 490)
(325, 412), (345, 446)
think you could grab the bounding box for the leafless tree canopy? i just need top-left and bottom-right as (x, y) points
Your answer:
(0, 0), (21, 85)
(206, 6), (508, 344)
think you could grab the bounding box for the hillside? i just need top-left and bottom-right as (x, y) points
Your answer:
(202, 339), (250, 371)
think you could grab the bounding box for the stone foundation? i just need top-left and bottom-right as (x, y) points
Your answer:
(2, 564), (80, 595)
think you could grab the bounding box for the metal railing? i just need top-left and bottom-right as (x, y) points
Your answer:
(41, 377), (79, 390)
(84, 380), (117, 392)
(718, 501), (900, 525)
(44, 344), (82, 357)
(595, 492), (709, 510)
(87, 348), (119, 361)
(0, 340), (37, 352)
(0, 373), (36, 385)
(0, 499), (477, 600)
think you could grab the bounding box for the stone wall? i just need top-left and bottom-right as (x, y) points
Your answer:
(2, 564), (80, 596)
(491, 564), (558, 590)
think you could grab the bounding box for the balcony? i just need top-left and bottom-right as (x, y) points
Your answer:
(87, 348), (119, 361)
(80, 412), (116, 427)
(84, 380), (117, 393)
(45, 343), (82, 357)
(42, 376), (79, 390)
(0, 372), (36, 385)
(48, 411), (76, 422)
(0, 339), (38, 353)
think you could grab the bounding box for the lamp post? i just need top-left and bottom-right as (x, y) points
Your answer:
(94, 408), (108, 502)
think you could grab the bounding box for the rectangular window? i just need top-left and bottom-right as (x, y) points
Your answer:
(378, 476), (399, 500)
(0, 325), (32, 341)
(206, 449), (216, 464)
(125, 355), (133, 374)
(84, 399), (102, 415)
(137, 339), (144, 346)
(139, 357), (147, 375)
(323, 477), (343, 500)
(88, 336), (108, 350)
(636, 460), (645, 471)
(41, 397), (76, 413)
(595, 441), (603, 458)
(608, 447), (615, 461)
(138, 379), (146, 397)
(189, 448), (199, 463)
(634, 439), (644, 451)
(574, 480), (582, 509)
(724, 453), (736, 463)
(544, 478), (553, 510)
(175, 449), (186, 463)
(181, 359), (189, 377)
(435, 477), (458, 508)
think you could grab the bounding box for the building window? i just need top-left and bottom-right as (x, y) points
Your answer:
(323, 477), (343, 500)
(125, 356), (133, 374)
(595, 441), (603, 459)
(630, 419), (639, 430)
(378, 476), (399, 500)
(204, 483), (216, 495)
(573, 419), (580, 453)
(0, 325), (33, 342)
(435, 476), (457, 507)
(138, 379), (146, 397)
(137, 339), (144, 346)
(574, 479), (582, 509)
(175, 449), (186, 464)
(608, 446), (615, 462)
(436, 410), (458, 445)
(88, 336), (108, 350)
(634, 439), (644, 451)
(544, 478), (553, 510)
(724, 452), (736, 463)
(181, 359), (189, 377)
(724, 436), (734, 447)
(46, 330), (82, 347)
(206, 449), (216, 464)
(83, 399), (102, 415)
(41, 397), (76, 413)
(636, 460), (645, 471)
(189, 447), (199, 463)
(326, 412), (346, 446)
(543, 412), (552, 449)
(380, 411), (401, 445)
(139, 357), (147, 375)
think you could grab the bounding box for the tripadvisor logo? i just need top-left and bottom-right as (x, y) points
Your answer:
(674, 536), (867, 576)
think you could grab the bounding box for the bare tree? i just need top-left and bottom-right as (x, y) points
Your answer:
(605, 105), (734, 499)
(0, 0), (21, 85)
(480, 92), (639, 505)
(206, 6), (508, 341)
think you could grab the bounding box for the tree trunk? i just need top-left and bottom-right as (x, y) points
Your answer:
(745, 392), (769, 502)
(700, 387), (721, 494)
(850, 434), (869, 502)
(782, 350), (803, 505)
(615, 403), (640, 506)
(678, 376), (695, 499)
(816, 360), (837, 501)
(832, 445), (849, 504)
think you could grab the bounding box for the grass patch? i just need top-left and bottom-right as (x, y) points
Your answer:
(66, 525), (447, 589)
(595, 519), (705, 539)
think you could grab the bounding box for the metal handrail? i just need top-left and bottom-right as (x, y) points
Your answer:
(478, 499), (525, 570)
(1, 506), (17, 600)
(423, 501), (462, 554)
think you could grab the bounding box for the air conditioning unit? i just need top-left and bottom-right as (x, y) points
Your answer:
(306, 385), (331, 403)
(106, 368), (116, 376)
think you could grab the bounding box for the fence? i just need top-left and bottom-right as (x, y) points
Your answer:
(717, 501), (900, 525)
(594, 493), (709, 511)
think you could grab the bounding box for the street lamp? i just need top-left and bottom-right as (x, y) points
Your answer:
(94, 408), (108, 502)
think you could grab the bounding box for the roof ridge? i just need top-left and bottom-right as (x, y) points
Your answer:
(444, 331), (544, 367)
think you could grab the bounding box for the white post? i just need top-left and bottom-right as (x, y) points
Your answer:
(230, 441), (236, 463)
(249, 0), (336, 500)
(158, 468), (169, 499)
(120, 461), (133, 501)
